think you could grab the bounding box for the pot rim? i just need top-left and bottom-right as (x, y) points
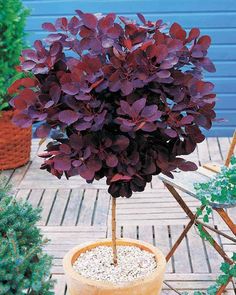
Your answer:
(63, 238), (166, 289)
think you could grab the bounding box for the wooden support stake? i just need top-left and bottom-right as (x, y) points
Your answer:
(225, 130), (236, 167)
(216, 276), (233, 295)
(112, 196), (118, 266)
(215, 208), (236, 236)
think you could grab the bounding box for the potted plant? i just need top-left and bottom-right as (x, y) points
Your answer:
(0, 0), (31, 170)
(9, 11), (216, 295)
(0, 178), (54, 293)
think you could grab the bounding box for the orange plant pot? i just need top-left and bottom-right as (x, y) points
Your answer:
(0, 110), (32, 170)
(63, 238), (166, 295)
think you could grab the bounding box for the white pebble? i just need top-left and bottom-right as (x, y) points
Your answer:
(73, 245), (157, 284)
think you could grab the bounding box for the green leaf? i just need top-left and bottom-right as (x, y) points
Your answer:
(203, 214), (209, 223)
(220, 262), (230, 274)
(206, 284), (218, 295)
(232, 252), (236, 261)
(216, 274), (230, 285)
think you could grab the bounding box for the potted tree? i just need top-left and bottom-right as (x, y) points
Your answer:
(0, 0), (31, 170)
(9, 11), (216, 295)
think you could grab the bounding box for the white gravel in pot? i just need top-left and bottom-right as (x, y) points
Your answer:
(73, 245), (157, 284)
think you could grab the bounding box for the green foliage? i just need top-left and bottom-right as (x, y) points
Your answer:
(185, 255), (236, 295)
(0, 0), (29, 110)
(187, 156), (236, 295)
(194, 156), (236, 207)
(0, 181), (54, 294)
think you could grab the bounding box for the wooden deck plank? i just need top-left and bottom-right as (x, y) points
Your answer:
(47, 189), (71, 226)
(62, 189), (83, 226)
(207, 137), (223, 163)
(9, 162), (31, 187)
(27, 189), (44, 208)
(151, 176), (165, 189)
(138, 225), (154, 245)
(122, 225), (138, 239)
(77, 189), (97, 225)
(15, 189), (31, 201)
(203, 231), (224, 273)
(187, 228), (210, 273)
(154, 226), (173, 273)
(218, 137), (231, 160)
(51, 274), (66, 295)
(37, 189), (57, 226)
(197, 140), (211, 165)
(0, 169), (14, 184)
(92, 190), (110, 226)
(170, 225), (192, 273)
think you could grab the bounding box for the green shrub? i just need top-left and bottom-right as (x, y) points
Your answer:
(0, 0), (29, 111)
(0, 181), (54, 294)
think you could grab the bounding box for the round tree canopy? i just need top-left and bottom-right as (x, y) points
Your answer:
(9, 11), (216, 197)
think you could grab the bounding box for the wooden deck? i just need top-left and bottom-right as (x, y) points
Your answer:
(1, 137), (236, 294)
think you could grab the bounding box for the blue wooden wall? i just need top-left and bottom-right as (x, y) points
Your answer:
(22, 0), (236, 137)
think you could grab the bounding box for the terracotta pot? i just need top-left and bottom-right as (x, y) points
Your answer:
(0, 110), (32, 170)
(63, 238), (166, 295)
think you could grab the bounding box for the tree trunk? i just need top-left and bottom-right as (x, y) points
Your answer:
(111, 196), (118, 266)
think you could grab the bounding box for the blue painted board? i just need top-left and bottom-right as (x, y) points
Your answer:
(25, 13), (236, 31)
(22, 0), (236, 14)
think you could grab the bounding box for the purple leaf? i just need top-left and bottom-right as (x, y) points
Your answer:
(111, 174), (132, 182)
(54, 156), (71, 171)
(180, 115), (194, 125)
(78, 164), (95, 181)
(61, 82), (79, 95)
(58, 110), (80, 125)
(81, 13), (98, 30)
(202, 57), (216, 73)
(186, 28), (200, 43)
(21, 61), (36, 71)
(132, 98), (146, 115)
(75, 93), (91, 101)
(120, 80), (133, 95)
(50, 42), (62, 56)
(170, 22), (186, 40)
(87, 159), (102, 171)
(50, 85), (61, 104)
(106, 154), (118, 167)
(137, 13), (146, 24)
(112, 136), (130, 151)
(120, 100), (132, 116)
(141, 122), (157, 132)
(12, 114), (32, 128)
(141, 105), (162, 121)
(156, 70), (171, 79)
(164, 129), (178, 138)
(60, 144), (71, 154)
(44, 100), (54, 108)
(75, 122), (92, 131)
(197, 35), (211, 50)
(42, 22), (57, 32)
(102, 38), (114, 48)
(195, 114), (212, 129)
(68, 16), (80, 35)
(35, 124), (51, 138)
(55, 17), (68, 31)
(178, 161), (198, 171)
(33, 65), (49, 75)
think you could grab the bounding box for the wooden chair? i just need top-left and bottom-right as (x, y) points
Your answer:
(159, 132), (236, 294)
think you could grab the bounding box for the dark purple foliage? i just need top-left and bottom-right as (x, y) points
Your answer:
(9, 11), (216, 197)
